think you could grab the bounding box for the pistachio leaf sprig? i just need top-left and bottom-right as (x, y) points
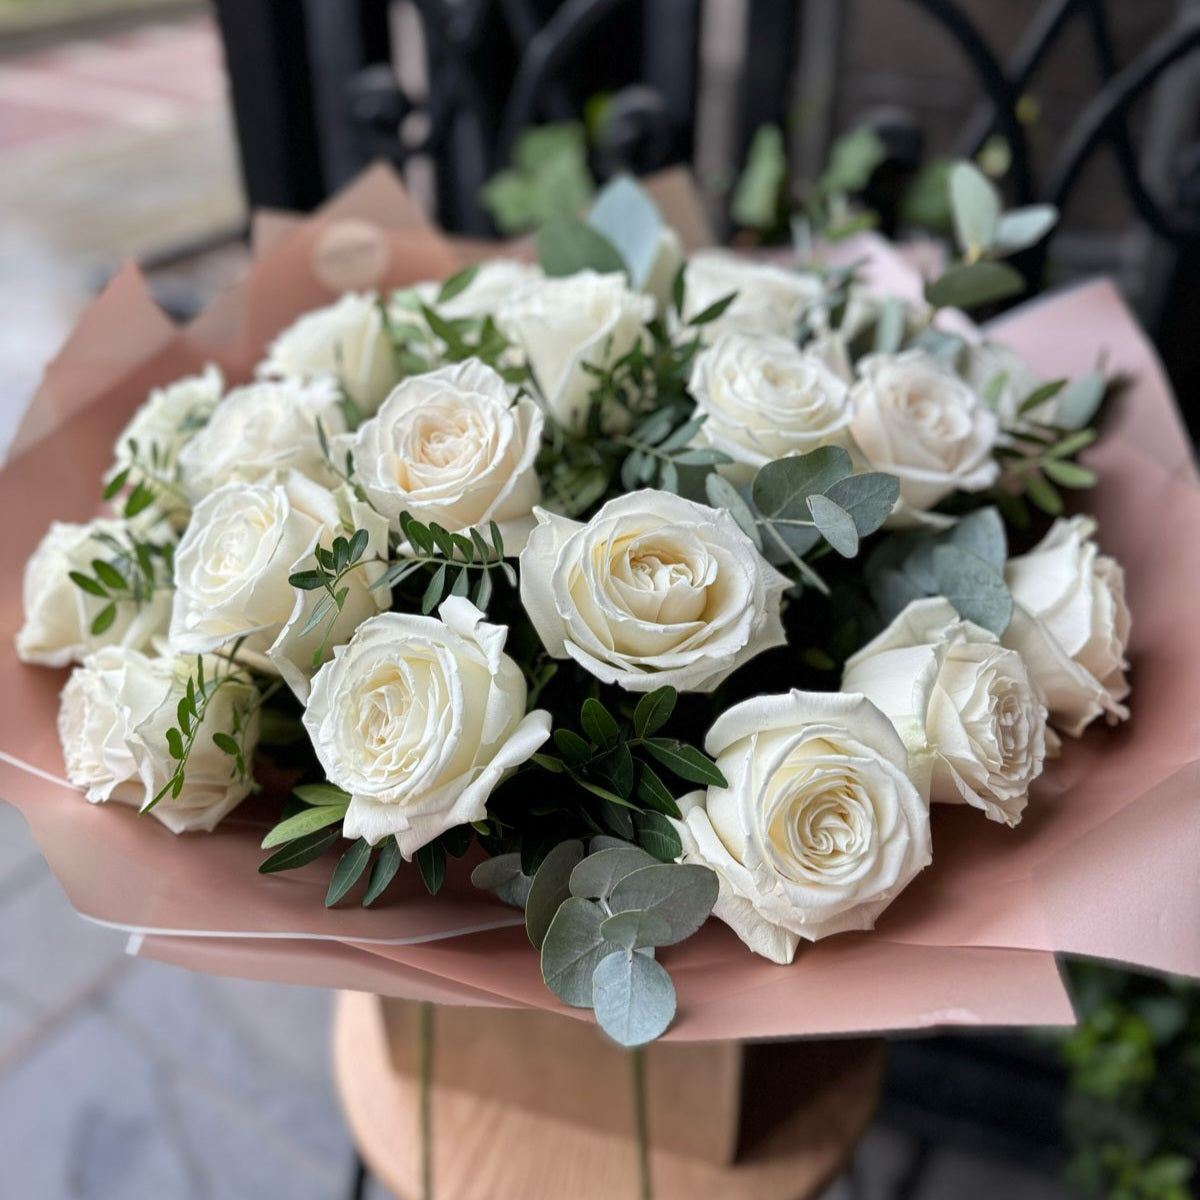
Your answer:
(68, 527), (175, 636)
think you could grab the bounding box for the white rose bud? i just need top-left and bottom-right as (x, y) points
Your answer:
(169, 473), (389, 697)
(1002, 516), (1131, 736)
(302, 599), (551, 855)
(519, 490), (788, 693)
(352, 360), (542, 552)
(842, 598), (1048, 826)
(680, 250), (825, 342)
(496, 270), (653, 434)
(58, 646), (259, 833)
(688, 331), (852, 484)
(671, 691), (932, 964)
(849, 349), (999, 521)
(108, 365), (223, 523)
(15, 518), (172, 667)
(260, 292), (399, 416)
(177, 377), (347, 501)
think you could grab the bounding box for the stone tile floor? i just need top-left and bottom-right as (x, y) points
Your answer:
(0, 13), (1086, 1200)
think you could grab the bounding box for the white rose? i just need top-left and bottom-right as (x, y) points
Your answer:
(680, 250), (825, 342)
(1002, 516), (1131, 736)
(496, 270), (653, 433)
(351, 360), (542, 551)
(389, 259), (544, 333)
(58, 645), (259, 833)
(671, 691), (932, 964)
(169, 473), (389, 697)
(519, 490), (788, 693)
(260, 292), (399, 416)
(959, 340), (1051, 429)
(688, 331), (852, 484)
(176, 377), (347, 501)
(15, 518), (172, 667)
(108, 365), (223, 522)
(849, 349), (999, 520)
(302, 598), (551, 855)
(842, 597), (1048, 826)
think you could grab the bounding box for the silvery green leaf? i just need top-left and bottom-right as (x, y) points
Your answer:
(540, 897), (610, 1007)
(946, 507), (1006, 571)
(537, 215), (627, 278)
(991, 204), (1057, 255)
(759, 520), (821, 566)
(600, 909), (673, 951)
(901, 540), (940, 593)
(730, 124), (787, 231)
(590, 834), (635, 854)
(1054, 371), (1106, 429)
(591, 950), (677, 1046)
(822, 472), (900, 537)
(807, 493), (859, 557)
(525, 839), (585, 949)
(931, 544), (1013, 635)
(752, 447), (854, 519)
(608, 863), (718, 946)
(925, 260), (1025, 310)
(949, 161), (1000, 255)
(587, 176), (663, 289)
(569, 847), (657, 901)
(672, 448), (732, 467)
(470, 852), (525, 892)
(873, 297), (906, 355)
(658, 416), (706, 454)
(872, 566), (927, 622)
(705, 473), (762, 549)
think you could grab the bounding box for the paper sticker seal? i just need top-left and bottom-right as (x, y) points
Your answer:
(312, 218), (390, 293)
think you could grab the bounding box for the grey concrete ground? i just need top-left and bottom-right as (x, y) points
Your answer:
(0, 14), (1085, 1200)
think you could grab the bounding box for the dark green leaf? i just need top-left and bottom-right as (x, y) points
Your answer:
(325, 837), (372, 906)
(634, 763), (681, 818)
(123, 482), (156, 518)
(415, 841), (447, 895)
(259, 828), (340, 873)
(634, 811), (683, 863)
(553, 728), (591, 767)
(362, 838), (403, 906)
(925, 260), (1025, 310)
(92, 559), (127, 591)
(537, 215), (627, 278)
(643, 739), (727, 788)
(102, 468), (130, 500)
(69, 571), (108, 599)
(288, 570), (328, 591)
(687, 292), (738, 327)
(632, 686), (677, 738)
(436, 263), (480, 304)
(90, 603), (117, 636)
(211, 731), (239, 756)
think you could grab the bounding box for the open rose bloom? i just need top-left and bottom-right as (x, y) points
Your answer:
(1, 166), (1198, 1041)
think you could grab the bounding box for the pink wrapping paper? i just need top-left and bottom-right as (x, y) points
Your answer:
(2, 165), (1197, 1039)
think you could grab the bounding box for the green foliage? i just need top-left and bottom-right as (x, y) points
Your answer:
(538, 215), (627, 278)
(372, 514), (513, 615)
(586, 175), (664, 288)
(68, 527), (175, 635)
(480, 123), (594, 234)
(1059, 964), (1200, 1200)
(994, 404), (1102, 524)
(867, 508), (1013, 635)
(731, 124), (789, 232)
(288, 527), (377, 667)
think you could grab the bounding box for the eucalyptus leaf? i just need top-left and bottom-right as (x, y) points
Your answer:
(872, 565), (926, 622)
(807, 493), (859, 557)
(587, 176), (663, 288)
(540, 897), (610, 1006)
(591, 950), (677, 1046)
(991, 204), (1057, 255)
(946, 506), (1006, 571)
(600, 909), (673, 951)
(569, 847), (657, 901)
(705, 473), (763, 549)
(752, 447), (854, 520)
(470, 852), (525, 891)
(1054, 371), (1106, 429)
(822, 472), (900, 537)
(873, 297), (906, 355)
(608, 863), (719, 946)
(525, 839), (586, 949)
(931, 544), (1013, 635)
(925, 260), (1025, 310)
(538, 215), (627, 278)
(949, 161), (1000, 255)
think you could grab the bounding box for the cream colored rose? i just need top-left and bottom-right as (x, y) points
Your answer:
(519, 490), (788, 693)
(849, 349), (999, 520)
(688, 331), (852, 483)
(959, 340), (1051, 429)
(108, 365), (223, 522)
(842, 598), (1048, 826)
(680, 250), (825, 342)
(495, 270), (653, 433)
(351, 360), (542, 551)
(302, 598), (551, 855)
(58, 645), (259, 833)
(1002, 516), (1131, 736)
(169, 473), (389, 697)
(671, 691), (932, 964)
(260, 292), (399, 415)
(177, 377), (347, 501)
(15, 518), (172, 667)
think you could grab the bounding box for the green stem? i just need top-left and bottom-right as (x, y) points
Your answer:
(419, 1001), (435, 1200)
(630, 1047), (652, 1200)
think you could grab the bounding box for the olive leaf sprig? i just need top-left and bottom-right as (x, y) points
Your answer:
(68, 527), (176, 636)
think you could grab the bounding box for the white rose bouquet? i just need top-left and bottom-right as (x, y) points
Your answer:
(18, 165), (1132, 1045)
